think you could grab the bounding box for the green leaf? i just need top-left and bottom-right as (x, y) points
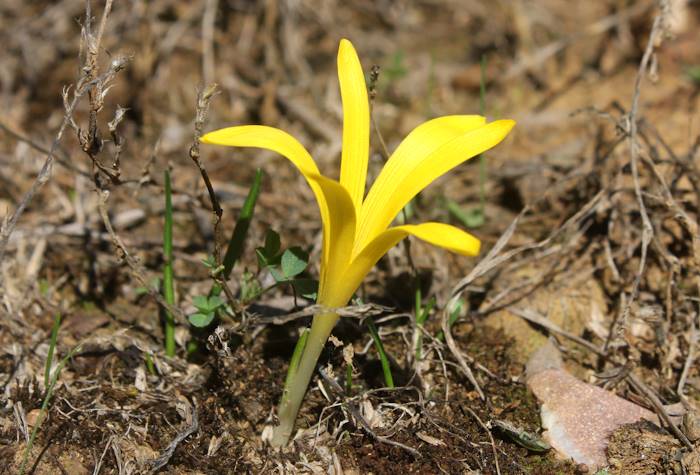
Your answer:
(264, 229), (281, 256)
(192, 295), (208, 310)
(385, 50), (407, 81)
(222, 169), (263, 278)
(188, 312), (215, 328)
(269, 267), (286, 283)
(255, 249), (268, 268)
(240, 270), (262, 302)
(201, 255), (217, 269)
(292, 278), (318, 300)
(416, 296), (436, 325)
(44, 314), (61, 389)
(256, 230), (283, 268)
(135, 277), (161, 296)
(366, 318), (394, 388)
(193, 295), (225, 313)
(446, 199), (485, 228)
(281, 247), (308, 278)
(208, 295), (225, 310)
(436, 297), (466, 342)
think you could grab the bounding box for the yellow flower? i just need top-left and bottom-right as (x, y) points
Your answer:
(201, 39), (514, 446)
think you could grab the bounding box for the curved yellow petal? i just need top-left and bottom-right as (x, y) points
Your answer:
(338, 39), (370, 217)
(331, 222), (480, 309)
(200, 125), (355, 289)
(355, 117), (515, 254)
(201, 125), (320, 175)
(308, 174), (356, 306)
(354, 115), (485, 250)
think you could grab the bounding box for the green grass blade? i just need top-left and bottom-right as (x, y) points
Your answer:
(44, 313), (61, 388)
(437, 298), (465, 342)
(414, 288), (424, 361)
(366, 318), (394, 388)
(222, 168), (263, 279)
(19, 343), (82, 475)
(163, 169), (176, 357)
(414, 290), (436, 361)
(414, 288), (422, 323)
(345, 363), (353, 394)
(144, 352), (156, 375)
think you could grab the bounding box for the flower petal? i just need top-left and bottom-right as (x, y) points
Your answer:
(201, 125), (355, 293)
(355, 117), (515, 254)
(338, 39), (370, 218)
(332, 222), (480, 309)
(201, 125), (320, 175)
(307, 174), (356, 306)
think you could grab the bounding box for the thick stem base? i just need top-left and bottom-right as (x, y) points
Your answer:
(270, 311), (339, 447)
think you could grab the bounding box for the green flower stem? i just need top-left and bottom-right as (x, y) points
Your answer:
(271, 311), (339, 447)
(284, 328), (309, 390)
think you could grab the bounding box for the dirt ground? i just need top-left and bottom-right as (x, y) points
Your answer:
(1, 0), (700, 473)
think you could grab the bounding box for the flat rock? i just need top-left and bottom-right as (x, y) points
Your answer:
(528, 367), (658, 469)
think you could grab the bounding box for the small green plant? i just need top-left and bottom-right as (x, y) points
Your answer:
(44, 314), (61, 388)
(221, 168), (263, 279)
(144, 352), (156, 375)
(365, 317), (394, 388)
(345, 359), (354, 394)
(376, 50), (408, 95)
(192, 227), (317, 324)
(136, 276), (161, 296)
(162, 168), (176, 356)
(437, 297), (466, 342)
(255, 230), (318, 302)
(201, 39), (514, 446)
(188, 294), (227, 327)
(189, 170), (262, 329)
(20, 333), (81, 475)
(413, 289), (436, 361)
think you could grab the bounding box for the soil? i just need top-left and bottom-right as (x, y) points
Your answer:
(2, 0), (700, 474)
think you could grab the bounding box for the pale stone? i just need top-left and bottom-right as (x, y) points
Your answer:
(528, 368), (657, 468)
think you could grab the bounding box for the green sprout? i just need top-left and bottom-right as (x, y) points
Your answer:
(20, 337), (82, 475)
(365, 317), (394, 388)
(221, 168), (263, 279)
(188, 294), (227, 327)
(44, 314), (61, 388)
(413, 288), (436, 361)
(189, 170), (263, 329)
(437, 297), (466, 342)
(163, 168), (176, 356)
